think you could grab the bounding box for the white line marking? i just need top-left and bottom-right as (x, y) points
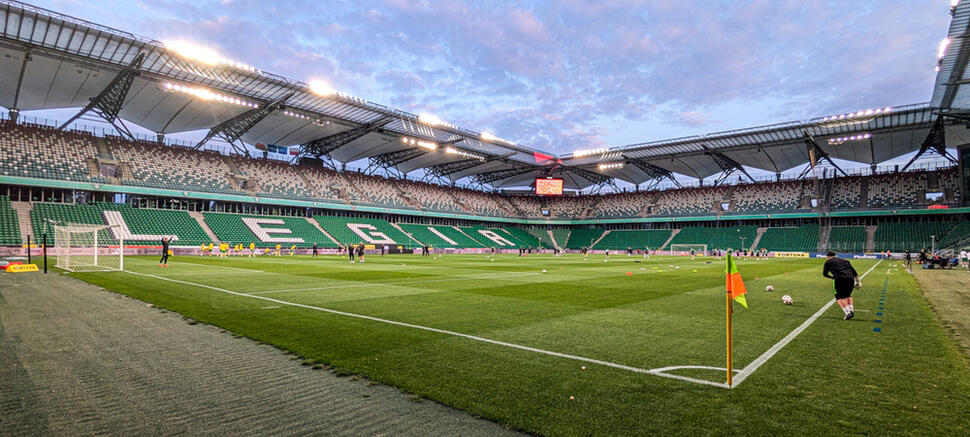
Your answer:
(177, 263), (266, 273)
(119, 269), (725, 388)
(247, 271), (542, 295)
(730, 259), (883, 388)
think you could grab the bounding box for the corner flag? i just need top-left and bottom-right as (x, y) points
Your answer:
(726, 252), (748, 309)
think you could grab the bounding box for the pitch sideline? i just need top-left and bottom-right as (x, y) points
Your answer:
(114, 259), (882, 389)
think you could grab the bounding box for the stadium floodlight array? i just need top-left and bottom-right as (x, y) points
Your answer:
(418, 113), (459, 130)
(445, 146), (485, 160)
(820, 108), (891, 122)
(573, 147), (609, 158)
(163, 40), (260, 73)
(828, 133), (872, 145)
(401, 137), (438, 150)
(598, 162), (625, 170)
(480, 131), (515, 146)
(163, 83), (258, 108)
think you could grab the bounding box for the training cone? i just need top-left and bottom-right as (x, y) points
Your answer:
(625, 272), (632, 275)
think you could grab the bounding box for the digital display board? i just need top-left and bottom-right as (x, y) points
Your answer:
(535, 178), (564, 196)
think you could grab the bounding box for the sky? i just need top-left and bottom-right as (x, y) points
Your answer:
(24, 0), (952, 158)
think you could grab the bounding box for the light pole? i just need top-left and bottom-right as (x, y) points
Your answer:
(931, 235), (936, 253)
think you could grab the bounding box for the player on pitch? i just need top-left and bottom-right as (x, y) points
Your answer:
(822, 251), (861, 320)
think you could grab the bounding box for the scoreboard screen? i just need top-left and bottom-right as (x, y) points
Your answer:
(535, 178), (564, 196)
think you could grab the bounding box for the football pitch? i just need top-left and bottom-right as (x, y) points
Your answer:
(71, 253), (970, 435)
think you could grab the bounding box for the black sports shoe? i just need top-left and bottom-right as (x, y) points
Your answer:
(845, 311), (854, 320)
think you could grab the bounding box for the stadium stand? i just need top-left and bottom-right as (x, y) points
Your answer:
(501, 227), (544, 248)
(593, 192), (643, 218)
(340, 172), (408, 208)
(454, 188), (511, 217)
(669, 225), (757, 250)
(488, 227), (534, 247)
(755, 225), (819, 252)
(565, 228), (606, 249)
(0, 195), (22, 245)
(314, 216), (413, 246)
(203, 213), (334, 248)
(232, 157), (316, 199)
(30, 202), (210, 246)
(397, 224), (485, 248)
(108, 138), (240, 194)
(868, 173), (925, 209)
(459, 226), (516, 248)
(0, 121), (103, 183)
(655, 187), (725, 216)
(396, 180), (463, 213)
(873, 221), (950, 252)
(525, 228), (557, 249)
(592, 229), (672, 250)
(732, 181), (802, 213)
(298, 166), (346, 201)
(829, 177), (862, 210)
(827, 226), (867, 253)
(937, 221), (970, 250)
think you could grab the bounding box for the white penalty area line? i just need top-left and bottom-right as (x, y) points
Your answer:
(248, 271), (543, 295)
(119, 269), (729, 389)
(729, 259), (884, 388)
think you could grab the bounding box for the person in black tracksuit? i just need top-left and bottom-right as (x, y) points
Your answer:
(823, 251), (860, 320)
(159, 236), (172, 267)
(348, 245), (355, 262)
(312, 242), (318, 258)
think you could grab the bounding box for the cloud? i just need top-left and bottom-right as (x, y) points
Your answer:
(29, 0), (951, 155)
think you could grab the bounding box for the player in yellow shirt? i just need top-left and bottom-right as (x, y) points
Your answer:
(219, 242), (229, 258)
(289, 244), (296, 256)
(249, 242), (256, 257)
(275, 243), (282, 256)
(200, 243), (206, 256)
(207, 243), (214, 256)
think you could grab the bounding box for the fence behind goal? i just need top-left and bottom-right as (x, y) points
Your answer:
(53, 223), (123, 272)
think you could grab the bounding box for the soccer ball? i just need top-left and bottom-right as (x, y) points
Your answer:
(675, 266), (680, 270)
(542, 269), (547, 273)
(782, 295), (793, 305)
(765, 285), (774, 292)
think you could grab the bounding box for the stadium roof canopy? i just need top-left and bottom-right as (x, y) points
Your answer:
(0, 0), (966, 191)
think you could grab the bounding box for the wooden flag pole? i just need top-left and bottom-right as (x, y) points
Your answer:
(726, 290), (733, 387)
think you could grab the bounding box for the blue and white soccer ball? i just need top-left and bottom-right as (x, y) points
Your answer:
(765, 285), (774, 292)
(782, 295), (793, 305)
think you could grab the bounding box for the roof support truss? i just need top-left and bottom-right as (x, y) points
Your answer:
(195, 92), (293, 156)
(901, 116), (958, 171)
(301, 116), (394, 158)
(366, 147), (429, 177)
(473, 166), (536, 184)
(626, 157), (681, 189)
(703, 145), (755, 185)
(58, 52), (145, 139)
(798, 131), (847, 178)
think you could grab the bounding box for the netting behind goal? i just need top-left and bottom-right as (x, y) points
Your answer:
(669, 244), (707, 256)
(54, 223), (123, 272)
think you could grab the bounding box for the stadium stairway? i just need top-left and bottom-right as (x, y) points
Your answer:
(818, 226), (832, 252)
(547, 230), (562, 251)
(296, 172), (322, 199)
(750, 227), (767, 251)
(658, 228), (680, 250)
(866, 225), (877, 252)
(589, 230), (611, 248)
(306, 218), (343, 246)
(11, 202), (33, 243)
(390, 223), (425, 246)
(188, 211), (221, 244)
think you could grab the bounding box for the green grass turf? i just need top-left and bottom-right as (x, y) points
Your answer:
(70, 254), (970, 436)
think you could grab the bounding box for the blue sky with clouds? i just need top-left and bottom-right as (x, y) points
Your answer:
(30, 0), (950, 156)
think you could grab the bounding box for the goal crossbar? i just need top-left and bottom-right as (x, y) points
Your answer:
(53, 223), (124, 272)
(669, 244), (707, 255)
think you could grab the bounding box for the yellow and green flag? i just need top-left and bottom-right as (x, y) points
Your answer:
(726, 252), (748, 309)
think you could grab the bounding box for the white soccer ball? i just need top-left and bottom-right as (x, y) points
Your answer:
(604, 259), (608, 263)
(782, 295), (793, 305)
(675, 266), (680, 270)
(542, 269), (547, 273)
(765, 285), (774, 292)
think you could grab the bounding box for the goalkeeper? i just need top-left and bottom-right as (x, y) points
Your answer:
(822, 251), (860, 320)
(159, 236), (174, 267)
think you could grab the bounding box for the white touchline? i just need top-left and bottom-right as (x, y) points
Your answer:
(247, 271), (543, 295)
(120, 269), (729, 388)
(730, 259), (884, 388)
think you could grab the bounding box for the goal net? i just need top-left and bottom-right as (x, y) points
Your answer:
(669, 244), (707, 256)
(53, 223), (124, 272)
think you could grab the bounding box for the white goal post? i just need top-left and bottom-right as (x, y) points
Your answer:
(53, 223), (124, 272)
(669, 244), (707, 256)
